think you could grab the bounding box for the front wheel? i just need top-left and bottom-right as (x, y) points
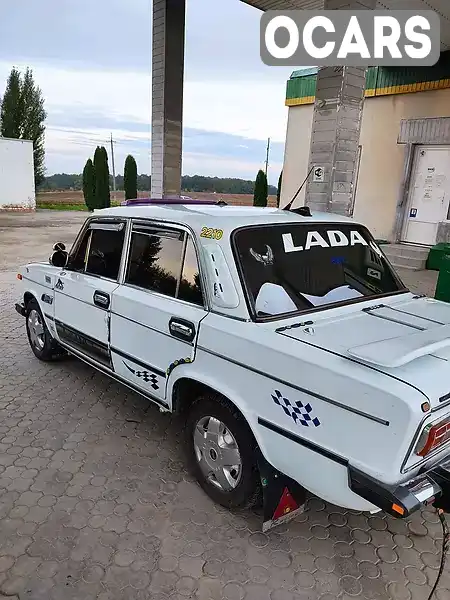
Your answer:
(185, 395), (261, 510)
(25, 299), (65, 361)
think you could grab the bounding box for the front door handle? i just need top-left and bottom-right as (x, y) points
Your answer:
(169, 318), (195, 343)
(93, 290), (110, 309)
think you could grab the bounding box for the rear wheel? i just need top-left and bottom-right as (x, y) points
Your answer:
(25, 299), (65, 361)
(185, 394), (261, 510)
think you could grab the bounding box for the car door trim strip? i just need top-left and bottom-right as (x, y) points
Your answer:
(197, 345), (389, 426)
(58, 340), (169, 410)
(55, 319), (111, 367)
(110, 347), (167, 378)
(258, 417), (349, 466)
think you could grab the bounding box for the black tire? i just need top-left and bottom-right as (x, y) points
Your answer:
(185, 394), (261, 510)
(25, 298), (65, 361)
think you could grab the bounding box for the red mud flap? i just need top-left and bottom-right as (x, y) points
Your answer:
(257, 451), (307, 532)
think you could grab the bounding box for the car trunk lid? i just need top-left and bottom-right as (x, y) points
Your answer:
(275, 294), (450, 408)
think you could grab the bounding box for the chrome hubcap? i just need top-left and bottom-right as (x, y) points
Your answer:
(28, 309), (45, 350)
(193, 415), (242, 491)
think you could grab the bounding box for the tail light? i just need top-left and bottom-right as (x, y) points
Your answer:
(415, 417), (450, 457)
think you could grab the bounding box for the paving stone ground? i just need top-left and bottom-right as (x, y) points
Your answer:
(0, 210), (448, 600)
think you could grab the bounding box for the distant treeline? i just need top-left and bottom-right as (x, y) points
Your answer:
(38, 173), (277, 195)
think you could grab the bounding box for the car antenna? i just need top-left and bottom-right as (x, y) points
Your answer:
(283, 165), (315, 215)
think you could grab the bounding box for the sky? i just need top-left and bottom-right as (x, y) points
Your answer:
(0, 0), (296, 186)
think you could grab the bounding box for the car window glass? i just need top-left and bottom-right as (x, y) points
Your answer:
(85, 228), (125, 280)
(234, 224), (406, 319)
(126, 229), (184, 297)
(68, 229), (90, 272)
(178, 236), (203, 306)
(126, 227), (204, 305)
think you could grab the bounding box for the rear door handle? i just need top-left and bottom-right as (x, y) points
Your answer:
(169, 318), (195, 342)
(93, 290), (110, 309)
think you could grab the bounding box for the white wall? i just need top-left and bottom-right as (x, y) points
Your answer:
(0, 138), (35, 209)
(280, 103), (314, 209)
(354, 88), (450, 240)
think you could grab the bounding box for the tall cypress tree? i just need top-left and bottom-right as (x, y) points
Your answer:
(93, 146), (110, 209)
(0, 68), (22, 138)
(0, 67), (47, 186)
(124, 155), (138, 200)
(253, 169), (268, 207)
(82, 158), (95, 211)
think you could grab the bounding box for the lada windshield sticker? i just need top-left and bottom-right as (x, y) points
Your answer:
(250, 245), (274, 266)
(271, 389), (321, 428)
(282, 229), (381, 256)
(200, 227), (223, 240)
(123, 361), (159, 390)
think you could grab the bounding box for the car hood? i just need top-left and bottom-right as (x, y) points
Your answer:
(275, 293), (450, 407)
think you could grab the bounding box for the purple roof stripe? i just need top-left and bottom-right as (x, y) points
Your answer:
(121, 196), (220, 206)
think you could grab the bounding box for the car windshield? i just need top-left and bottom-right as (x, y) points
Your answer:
(233, 223), (407, 320)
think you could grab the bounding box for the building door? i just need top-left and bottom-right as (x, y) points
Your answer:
(403, 146), (450, 246)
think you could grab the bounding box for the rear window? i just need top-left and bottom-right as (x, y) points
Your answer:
(233, 223), (406, 320)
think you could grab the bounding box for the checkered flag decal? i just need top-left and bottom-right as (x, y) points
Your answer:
(123, 361), (159, 390)
(271, 389), (320, 427)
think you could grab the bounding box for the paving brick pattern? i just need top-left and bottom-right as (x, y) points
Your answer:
(0, 212), (448, 599)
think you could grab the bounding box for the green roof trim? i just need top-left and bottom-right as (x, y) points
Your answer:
(290, 67), (319, 78)
(286, 51), (450, 104)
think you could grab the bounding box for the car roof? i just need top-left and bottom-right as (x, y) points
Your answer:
(93, 204), (358, 231)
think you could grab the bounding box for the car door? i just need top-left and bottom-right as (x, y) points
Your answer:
(110, 220), (207, 403)
(53, 218), (127, 368)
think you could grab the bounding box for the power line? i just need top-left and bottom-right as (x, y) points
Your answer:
(110, 133), (117, 201)
(265, 137), (270, 177)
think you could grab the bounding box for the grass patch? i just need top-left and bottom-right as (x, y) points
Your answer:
(37, 202), (122, 211)
(37, 203), (88, 211)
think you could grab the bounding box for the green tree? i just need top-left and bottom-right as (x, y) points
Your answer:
(82, 159), (96, 211)
(93, 146), (110, 209)
(124, 154), (138, 200)
(0, 68), (22, 138)
(0, 67), (47, 186)
(253, 169), (268, 207)
(276, 170), (283, 207)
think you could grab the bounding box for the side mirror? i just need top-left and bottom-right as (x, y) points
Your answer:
(49, 250), (68, 268)
(53, 242), (66, 252)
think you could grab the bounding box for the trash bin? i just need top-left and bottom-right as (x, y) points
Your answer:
(427, 243), (450, 271)
(435, 255), (450, 303)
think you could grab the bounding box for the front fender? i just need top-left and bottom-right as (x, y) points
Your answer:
(20, 283), (56, 338)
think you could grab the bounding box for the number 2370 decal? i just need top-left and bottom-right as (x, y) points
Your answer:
(200, 227), (223, 240)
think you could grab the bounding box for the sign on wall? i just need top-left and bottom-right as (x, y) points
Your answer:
(313, 166), (325, 183)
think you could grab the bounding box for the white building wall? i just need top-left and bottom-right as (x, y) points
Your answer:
(354, 88), (450, 240)
(0, 138), (35, 210)
(280, 104), (314, 209)
(281, 87), (450, 240)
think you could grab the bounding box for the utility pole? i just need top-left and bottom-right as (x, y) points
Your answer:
(110, 133), (117, 202)
(265, 137), (270, 178)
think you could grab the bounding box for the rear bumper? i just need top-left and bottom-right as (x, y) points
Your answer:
(349, 455), (450, 518)
(15, 302), (26, 317)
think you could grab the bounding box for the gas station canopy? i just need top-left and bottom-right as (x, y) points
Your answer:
(151, 0), (450, 206)
(242, 0), (450, 51)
